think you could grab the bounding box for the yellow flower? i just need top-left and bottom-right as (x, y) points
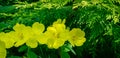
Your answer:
(13, 23), (32, 47)
(45, 27), (66, 49)
(32, 22), (45, 34)
(14, 22), (45, 48)
(0, 31), (15, 48)
(13, 23), (26, 32)
(26, 22), (45, 48)
(36, 33), (47, 44)
(30, 22), (45, 46)
(0, 40), (6, 58)
(44, 19), (69, 49)
(68, 28), (86, 46)
(26, 37), (38, 48)
(53, 19), (66, 24)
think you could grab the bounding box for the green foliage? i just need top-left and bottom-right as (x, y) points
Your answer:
(18, 45), (28, 52)
(60, 50), (70, 58)
(0, 0), (120, 58)
(27, 48), (37, 58)
(8, 56), (21, 58)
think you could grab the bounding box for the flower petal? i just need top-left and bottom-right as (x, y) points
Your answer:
(0, 40), (6, 58)
(69, 28), (86, 46)
(70, 28), (85, 37)
(32, 22), (45, 34)
(26, 38), (38, 48)
(53, 39), (65, 49)
(13, 23), (26, 32)
(74, 37), (86, 46)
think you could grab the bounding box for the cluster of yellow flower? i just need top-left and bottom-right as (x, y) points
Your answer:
(0, 41), (6, 58)
(0, 19), (86, 58)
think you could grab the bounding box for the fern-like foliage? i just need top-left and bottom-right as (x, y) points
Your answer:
(0, 0), (120, 58)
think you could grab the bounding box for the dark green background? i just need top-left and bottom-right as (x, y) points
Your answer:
(0, 0), (120, 58)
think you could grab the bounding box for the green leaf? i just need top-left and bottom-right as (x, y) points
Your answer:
(18, 45), (28, 52)
(60, 50), (70, 58)
(27, 49), (37, 58)
(62, 44), (76, 55)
